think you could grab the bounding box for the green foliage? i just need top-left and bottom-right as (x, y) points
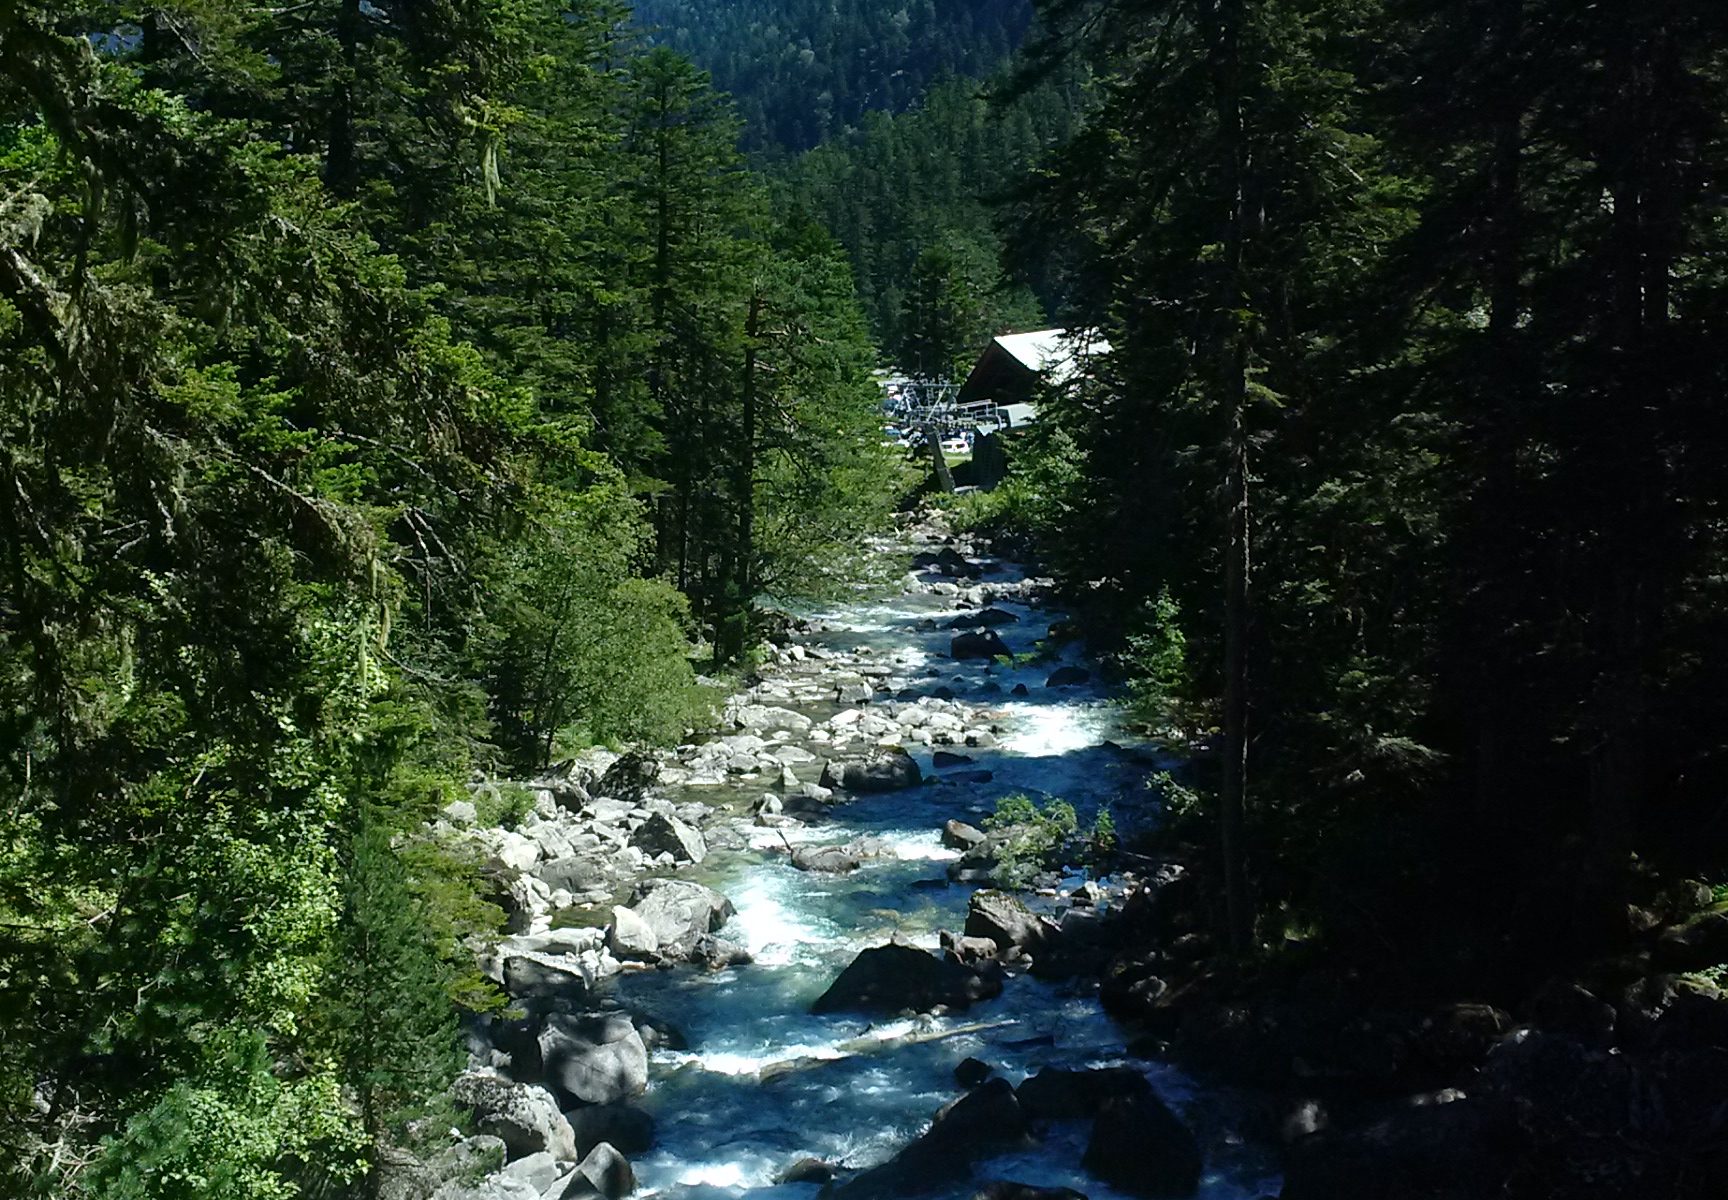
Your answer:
(629, 0), (1038, 153)
(83, 1032), (363, 1200)
(1118, 590), (1193, 732)
(984, 793), (1081, 887)
(472, 783), (537, 831)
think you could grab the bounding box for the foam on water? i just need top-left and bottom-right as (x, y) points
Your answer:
(998, 699), (1113, 756)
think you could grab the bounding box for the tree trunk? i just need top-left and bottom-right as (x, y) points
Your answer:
(723, 291), (762, 664)
(1214, 0), (1252, 957)
(326, 0), (362, 194)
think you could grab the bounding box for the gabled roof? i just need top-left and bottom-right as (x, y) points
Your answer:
(957, 328), (1111, 404)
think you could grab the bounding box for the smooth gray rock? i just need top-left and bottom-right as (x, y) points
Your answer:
(627, 879), (734, 958)
(538, 1013), (649, 1106)
(965, 890), (1058, 956)
(791, 845), (862, 873)
(500, 1151), (561, 1194)
(607, 906), (660, 960)
(449, 1073), (577, 1162)
(562, 1142), (635, 1199)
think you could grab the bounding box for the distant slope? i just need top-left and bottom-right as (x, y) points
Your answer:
(627, 0), (1035, 152)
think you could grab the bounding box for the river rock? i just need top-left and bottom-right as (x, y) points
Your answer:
(820, 750), (923, 792)
(568, 1104), (655, 1157)
(449, 1072), (577, 1161)
(538, 1012), (649, 1106)
(501, 952), (589, 1000)
(1280, 1094), (1521, 1200)
(607, 906), (660, 960)
(537, 855), (612, 895)
(932, 750), (975, 768)
(777, 1158), (837, 1185)
(833, 1078), (1033, 1200)
(966, 890), (1057, 956)
(595, 752), (658, 802)
(792, 844), (862, 873)
(971, 1185), (1088, 1200)
(947, 607), (1020, 629)
(1017, 1066), (1149, 1120)
(735, 703), (813, 735)
(628, 879), (734, 958)
(1082, 1091), (1202, 1197)
(690, 933), (753, 969)
(426, 1136), (508, 1187)
(430, 1178), (541, 1200)
(551, 1142), (635, 1199)
(955, 1057), (993, 1087)
(811, 942), (1002, 1014)
(500, 1150), (562, 1194)
(942, 819), (987, 850)
(629, 812), (706, 864)
(1045, 666), (1091, 687)
(952, 630), (1011, 660)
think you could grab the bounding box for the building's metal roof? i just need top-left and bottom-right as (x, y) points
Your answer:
(990, 328), (1111, 382)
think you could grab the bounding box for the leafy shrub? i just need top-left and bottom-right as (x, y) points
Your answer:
(985, 793), (1081, 887)
(1117, 588), (1194, 731)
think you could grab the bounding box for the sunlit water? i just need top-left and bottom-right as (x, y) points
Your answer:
(610, 558), (1279, 1199)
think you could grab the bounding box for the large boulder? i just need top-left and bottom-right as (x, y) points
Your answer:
(627, 879), (734, 958)
(595, 751), (658, 802)
(629, 812), (707, 865)
(833, 1079), (1033, 1200)
(942, 819), (987, 851)
(952, 630), (1011, 660)
(791, 844), (862, 873)
(1656, 911), (1728, 972)
(607, 906), (660, 961)
(500, 952), (589, 1001)
(1045, 666), (1091, 688)
(568, 1104), (655, 1157)
(1082, 1091), (1202, 1198)
(811, 942), (1002, 1015)
(449, 1072), (577, 1161)
(735, 704), (814, 735)
(538, 1012), (649, 1106)
(1017, 1066), (1149, 1120)
(551, 1142), (636, 1199)
(500, 1151), (562, 1194)
(965, 890), (1058, 956)
(537, 855), (612, 895)
(820, 751), (923, 793)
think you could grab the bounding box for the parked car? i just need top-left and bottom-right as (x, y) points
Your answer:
(939, 434), (971, 455)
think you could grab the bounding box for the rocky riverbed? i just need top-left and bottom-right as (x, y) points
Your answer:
(400, 518), (1279, 1200)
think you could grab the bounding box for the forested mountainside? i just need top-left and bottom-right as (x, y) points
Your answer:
(777, 74), (1083, 373)
(627, 0), (1036, 152)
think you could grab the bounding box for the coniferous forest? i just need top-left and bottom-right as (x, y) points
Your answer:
(5, 2), (1728, 1200)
